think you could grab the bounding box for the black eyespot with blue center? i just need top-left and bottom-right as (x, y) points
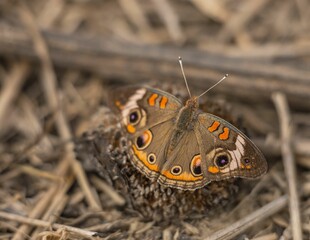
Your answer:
(216, 155), (230, 168)
(128, 109), (141, 125)
(244, 158), (250, 164)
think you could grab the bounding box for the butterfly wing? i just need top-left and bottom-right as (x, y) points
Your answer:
(157, 128), (206, 190)
(111, 86), (183, 180)
(197, 113), (268, 181)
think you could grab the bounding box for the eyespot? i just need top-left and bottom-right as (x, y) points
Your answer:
(243, 158), (251, 164)
(128, 109), (141, 125)
(171, 165), (182, 176)
(190, 155), (202, 176)
(215, 154), (230, 168)
(242, 158), (252, 169)
(135, 130), (152, 150)
(147, 153), (156, 164)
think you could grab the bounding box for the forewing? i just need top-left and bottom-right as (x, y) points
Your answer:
(110, 85), (182, 136)
(197, 113), (268, 181)
(110, 86), (183, 179)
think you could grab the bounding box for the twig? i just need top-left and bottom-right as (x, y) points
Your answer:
(152, 0), (184, 43)
(0, 62), (29, 130)
(0, 211), (97, 239)
(118, 0), (151, 33)
(16, 165), (62, 182)
(11, 157), (70, 240)
(272, 92), (303, 240)
(205, 195), (288, 240)
(218, 0), (271, 42)
(18, 3), (101, 211)
(91, 176), (126, 207)
(251, 233), (278, 240)
(0, 24), (310, 110)
(191, 0), (230, 23)
(31, 174), (75, 238)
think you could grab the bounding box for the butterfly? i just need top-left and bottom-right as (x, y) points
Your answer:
(110, 59), (267, 190)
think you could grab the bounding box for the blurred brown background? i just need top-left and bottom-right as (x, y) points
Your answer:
(0, 1), (310, 239)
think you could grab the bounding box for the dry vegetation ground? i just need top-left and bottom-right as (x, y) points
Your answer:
(0, 0), (310, 239)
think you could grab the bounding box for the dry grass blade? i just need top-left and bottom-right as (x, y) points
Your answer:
(152, 0), (184, 43)
(91, 176), (126, 207)
(205, 195), (288, 240)
(191, 0), (230, 22)
(218, 0), (271, 42)
(18, 3), (101, 211)
(11, 158), (70, 240)
(0, 62), (29, 129)
(0, 211), (97, 239)
(118, 0), (151, 33)
(272, 92), (303, 240)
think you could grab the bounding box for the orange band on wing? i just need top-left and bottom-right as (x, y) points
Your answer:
(219, 127), (230, 140)
(127, 124), (136, 133)
(148, 94), (158, 106)
(132, 145), (159, 171)
(208, 121), (220, 132)
(241, 164), (251, 169)
(208, 166), (219, 174)
(162, 170), (203, 181)
(160, 96), (168, 109)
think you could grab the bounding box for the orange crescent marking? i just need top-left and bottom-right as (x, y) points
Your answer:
(136, 130), (153, 150)
(160, 96), (168, 109)
(132, 145), (159, 171)
(208, 121), (220, 132)
(208, 166), (220, 174)
(148, 94), (158, 106)
(127, 124), (136, 133)
(162, 170), (203, 181)
(219, 127), (230, 140)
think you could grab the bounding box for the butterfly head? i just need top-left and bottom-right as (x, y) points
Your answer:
(185, 96), (199, 109)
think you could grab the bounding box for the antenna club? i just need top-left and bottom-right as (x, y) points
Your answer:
(178, 56), (182, 61)
(225, 74), (229, 77)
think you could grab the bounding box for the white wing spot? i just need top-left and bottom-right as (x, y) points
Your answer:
(224, 135), (246, 172)
(122, 88), (146, 124)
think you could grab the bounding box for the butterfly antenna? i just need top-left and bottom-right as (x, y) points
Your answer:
(178, 57), (192, 98)
(197, 74), (229, 99)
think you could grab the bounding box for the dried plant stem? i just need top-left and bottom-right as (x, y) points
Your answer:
(272, 92), (303, 240)
(18, 3), (101, 211)
(1, 24), (310, 111)
(206, 195), (288, 240)
(91, 176), (126, 207)
(12, 156), (70, 240)
(152, 0), (184, 43)
(30, 174), (75, 238)
(218, 0), (271, 42)
(0, 62), (29, 129)
(0, 211), (97, 239)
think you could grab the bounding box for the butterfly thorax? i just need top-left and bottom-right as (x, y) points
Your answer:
(167, 97), (199, 154)
(176, 97), (199, 130)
